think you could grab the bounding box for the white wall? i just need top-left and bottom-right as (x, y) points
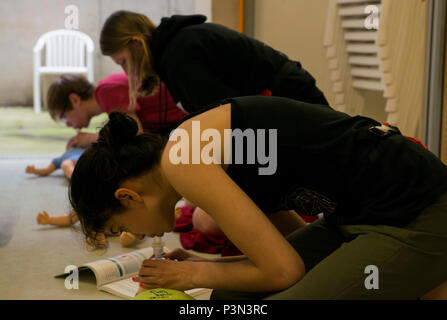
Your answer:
(253, 0), (335, 107)
(0, 0), (211, 106)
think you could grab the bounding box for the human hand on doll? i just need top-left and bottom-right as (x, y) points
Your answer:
(36, 211), (51, 225)
(162, 248), (207, 262)
(66, 132), (98, 150)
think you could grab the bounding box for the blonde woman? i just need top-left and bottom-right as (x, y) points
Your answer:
(99, 11), (329, 113)
(99, 10), (331, 235)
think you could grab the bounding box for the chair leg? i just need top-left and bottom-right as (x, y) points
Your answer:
(33, 71), (41, 114)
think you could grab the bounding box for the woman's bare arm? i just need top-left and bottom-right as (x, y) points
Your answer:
(160, 104), (305, 292)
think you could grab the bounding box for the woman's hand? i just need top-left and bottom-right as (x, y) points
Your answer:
(134, 259), (197, 291)
(66, 132), (98, 150)
(163, 248), (208, 262)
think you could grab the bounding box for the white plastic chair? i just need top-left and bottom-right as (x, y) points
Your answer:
(33, 29), (94, 113)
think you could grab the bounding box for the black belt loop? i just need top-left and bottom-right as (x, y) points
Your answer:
(368, 124), (401, 137)
(356, 123), (401, 143)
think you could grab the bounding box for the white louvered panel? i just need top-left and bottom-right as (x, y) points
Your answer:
(335, 0), (384, 91)
(338, 4), (381, 17)
(346, 44), (379, 54)
(351, 67), (382, 78)
(341, 19), (366, 29)
(337, 0), (380, 4)
(349, 56), (381, 66)
(345, 31), (377, 41)
(352, 79), (385, 91)
(325, 0), (385, 121)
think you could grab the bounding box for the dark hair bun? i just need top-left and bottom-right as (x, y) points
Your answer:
(98, 111), (138, 150)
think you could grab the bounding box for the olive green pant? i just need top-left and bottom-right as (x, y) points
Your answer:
(211, 192), (447, 300)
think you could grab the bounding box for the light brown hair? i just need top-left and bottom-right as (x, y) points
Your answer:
(100, 10), (160, 109)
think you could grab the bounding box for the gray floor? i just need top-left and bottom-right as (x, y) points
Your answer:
(0, 158), (215, 300)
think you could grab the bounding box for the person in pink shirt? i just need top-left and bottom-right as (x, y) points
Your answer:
(46, 73), (186, 149)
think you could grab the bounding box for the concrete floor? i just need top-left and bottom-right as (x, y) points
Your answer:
(0, 107), (215, 300)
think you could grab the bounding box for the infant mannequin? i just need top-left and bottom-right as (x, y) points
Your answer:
(36, 210), (138, 247)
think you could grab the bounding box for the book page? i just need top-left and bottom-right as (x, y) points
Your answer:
(84, 247), (154, 287)
(185, 288), (213, 300)
(100, 278), (139, 299)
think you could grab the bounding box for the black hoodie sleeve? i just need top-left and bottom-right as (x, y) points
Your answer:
(166, 58), (241, 113)
(151, 15), (241, 113)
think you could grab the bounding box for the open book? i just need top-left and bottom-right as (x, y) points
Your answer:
(55, 246), (210, 300)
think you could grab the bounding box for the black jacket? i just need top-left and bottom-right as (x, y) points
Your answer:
(150, 15), (296, 113)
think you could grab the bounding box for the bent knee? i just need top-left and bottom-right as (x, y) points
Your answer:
(61, 159), (75, 169)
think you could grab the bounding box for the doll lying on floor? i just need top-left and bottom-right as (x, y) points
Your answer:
(36, 209), (139, 247)
(26, 147), (85, 179)
(28, 148), (139, 247)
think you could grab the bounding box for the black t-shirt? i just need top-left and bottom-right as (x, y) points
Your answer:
(178, 96), (447, 227)
(150, 15), (289, 113)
